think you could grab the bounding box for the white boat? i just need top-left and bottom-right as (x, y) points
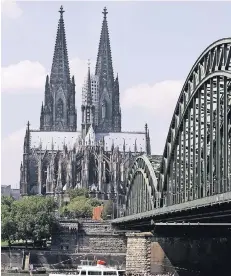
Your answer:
(49, 260), (126, 276)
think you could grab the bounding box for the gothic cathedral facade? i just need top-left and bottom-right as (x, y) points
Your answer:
(20, 6), (151, 205)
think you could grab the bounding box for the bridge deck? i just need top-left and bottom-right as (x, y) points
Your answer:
(113, 191), (231, 224)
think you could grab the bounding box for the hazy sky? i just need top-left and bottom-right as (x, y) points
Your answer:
(2, 0), (231, 188)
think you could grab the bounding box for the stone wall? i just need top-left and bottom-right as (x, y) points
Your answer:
(51, 220), (127, 254)
(1, 250), (23, 269)
(1, 221), (127, 271)
(126, 232), (153, 274)
(80, 220), (113, 234)
(78, 235), (126, 253)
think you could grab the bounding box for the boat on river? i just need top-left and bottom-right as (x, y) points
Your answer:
(49, 260), (125, 276)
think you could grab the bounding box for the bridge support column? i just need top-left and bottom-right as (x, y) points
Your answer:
(126, 232), (153, 274)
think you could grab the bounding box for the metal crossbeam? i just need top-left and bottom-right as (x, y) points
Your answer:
(152, 222), (231, 226)
(118, 38), (231, 225)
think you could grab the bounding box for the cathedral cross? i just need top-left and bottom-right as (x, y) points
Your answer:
(102, 7), (108, 18)
(59, 5), (65, 15)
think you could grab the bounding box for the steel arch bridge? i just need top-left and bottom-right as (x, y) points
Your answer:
(121, 38), (231, 220)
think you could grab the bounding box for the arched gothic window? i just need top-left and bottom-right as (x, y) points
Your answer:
(102, 100), (107, 119)
(56, 99), (64, 119)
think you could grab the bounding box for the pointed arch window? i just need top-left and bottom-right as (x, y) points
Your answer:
(102, 100), (107, 119)
(56, 99), (64, 119)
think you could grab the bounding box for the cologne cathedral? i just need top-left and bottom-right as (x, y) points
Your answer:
(19, 6), (151, 203)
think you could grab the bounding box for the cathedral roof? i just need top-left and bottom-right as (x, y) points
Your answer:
(96, 132), (146, 152)
(29, 129), (146, 153)
(30, 131), (81, 150)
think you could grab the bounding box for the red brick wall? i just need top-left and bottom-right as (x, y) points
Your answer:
(92, 206), (103, 220)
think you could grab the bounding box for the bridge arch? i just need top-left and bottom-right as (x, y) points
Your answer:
(159, 38), (231, 206)
(123, 38), (231, 217)
(125, 155), (160, 216)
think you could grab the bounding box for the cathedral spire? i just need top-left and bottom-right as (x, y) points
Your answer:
(81, 60), (95, 138)
(95, 7), (114, 81)
(50, 5), (70, 85)
(41, 6), (77, 132)
(86, 60), (92, 105)
(95, 7), (119, 132)
(145, 123), (151, 155)
(24, 121), (30, 154)
(112, 73), (121, 132)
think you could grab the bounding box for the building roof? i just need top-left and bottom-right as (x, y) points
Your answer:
(30, 130), (146, 153)
(30, 131), (81, 150)
(96, 131), (146, 152)
(1, 185), (11, 188)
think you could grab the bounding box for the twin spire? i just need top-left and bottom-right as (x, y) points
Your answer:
(50, 5), (70, 85)
(51, 5), (112, 86)
(95, 6), (114, 83)
(43, 5), (120, 133)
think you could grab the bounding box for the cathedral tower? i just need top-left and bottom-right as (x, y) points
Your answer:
(95, 7), (121, 133)
(81, 62), (95, 138)
(40, 6), (77, 132)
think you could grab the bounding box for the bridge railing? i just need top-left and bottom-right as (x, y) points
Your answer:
(162, 178), (231, 207)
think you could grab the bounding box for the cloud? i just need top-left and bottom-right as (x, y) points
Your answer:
(2, 60), (47, 91)
(122, 80), (183, 113)
(1, 127), (25, 188)
(2, 0), (23, 19)
(1, 58), (95, 93)
(121, 80), (184, 154)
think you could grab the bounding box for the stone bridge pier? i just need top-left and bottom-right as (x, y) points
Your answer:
(124, 225), (231, 276)
(125, 232), (153, 275)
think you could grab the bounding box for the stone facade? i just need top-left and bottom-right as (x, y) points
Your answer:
(1, 250), (23, 269)
(126, 232), (153, 274)
(51, 220), (127, 254)
(19, 6), (152, 203)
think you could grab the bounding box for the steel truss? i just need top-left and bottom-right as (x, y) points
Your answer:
(125, 155), (160, 215)
(124, 38), (231, 217)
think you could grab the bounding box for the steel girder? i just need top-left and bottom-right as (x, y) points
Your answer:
(121, 38), (231, 219)
(160, 38), (231, 207)
(125, 155), (160, 216)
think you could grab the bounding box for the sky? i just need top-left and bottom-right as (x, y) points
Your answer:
(1, 0), (231, 188)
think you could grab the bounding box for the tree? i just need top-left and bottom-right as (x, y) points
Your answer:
(60, 195), (102, 219)
(67, 188), (89, 200)
(87, 197), (102, 207)
(9, 196), (57, 246)
(1, 196), (16, 246)
(101, 200), (116, 220)
(1, 195), (14, 208)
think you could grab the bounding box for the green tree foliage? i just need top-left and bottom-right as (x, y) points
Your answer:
(60, 194), (101, 219)
(87, 197), (102, 207)
(1, 195), (57, 246)
(1, 196), (17, 245)
(1, 195), (14, 208)
(101, 200), (116, 220)
(67, 188), (89, 200)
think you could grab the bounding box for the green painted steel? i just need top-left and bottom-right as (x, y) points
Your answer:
(117, 38), (231, 222)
